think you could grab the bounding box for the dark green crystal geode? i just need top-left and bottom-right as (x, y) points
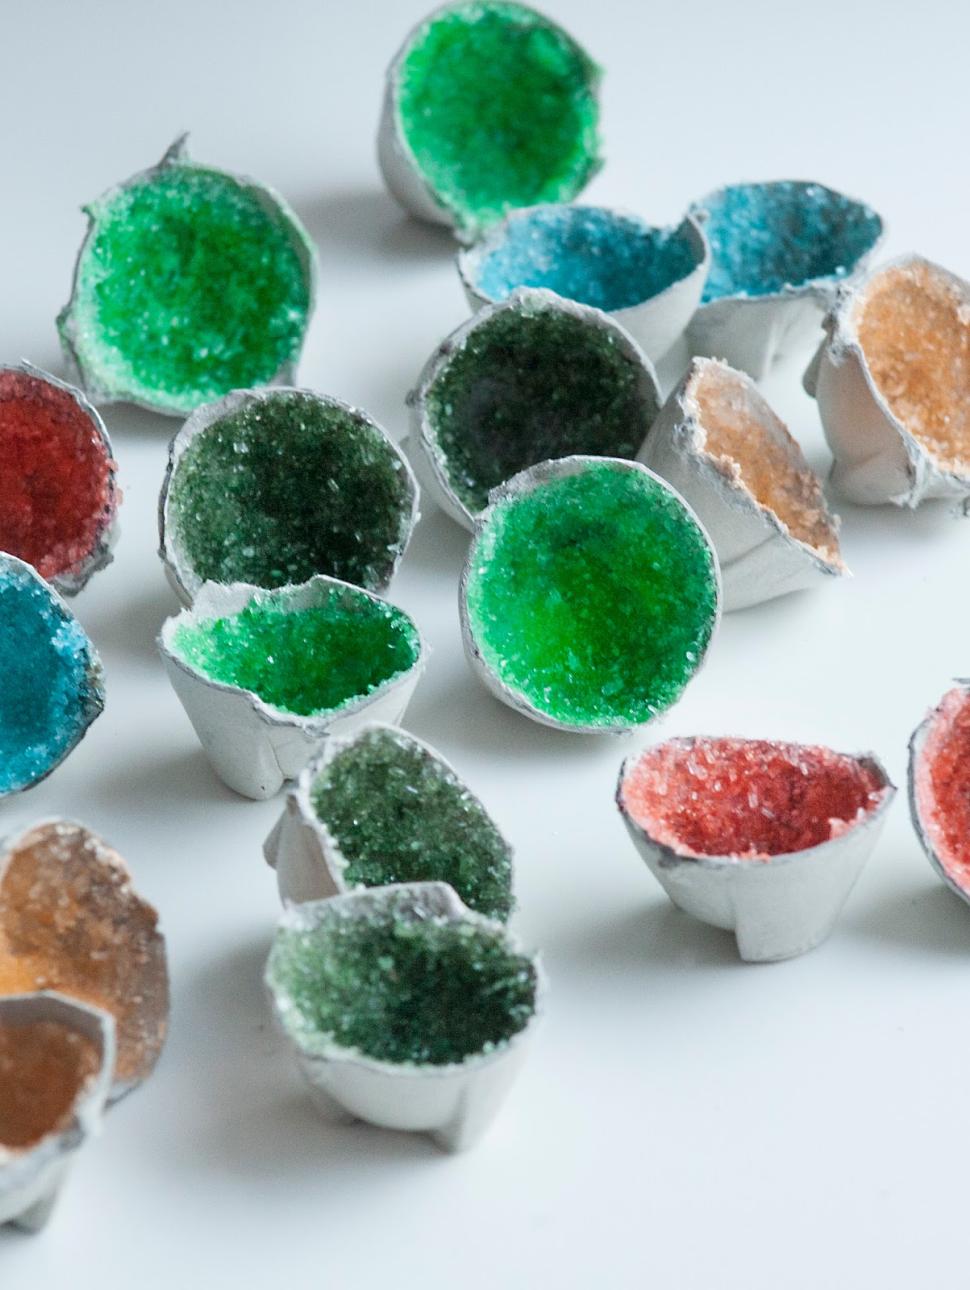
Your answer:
(396, 2), (601, 233)
(311, 727), (513, 918)
(423, 301), (654, 515)
(167, 392), (414, 593)
(171, 586), (420, 717)
(464, 462), (719, 728)
(59, 147), (313, 414)
(268, 900), (537, 1065)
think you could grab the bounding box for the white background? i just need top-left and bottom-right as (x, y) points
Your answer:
(2, 1), (969, 1286)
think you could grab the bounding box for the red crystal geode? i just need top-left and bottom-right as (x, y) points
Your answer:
(620, 736), (887, 860)
(912, 686), (970, 894)
(0, 368), (117, 588)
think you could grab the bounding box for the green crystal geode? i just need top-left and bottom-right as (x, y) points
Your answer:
(170, 585), (420, 718)
(310, 727), (513, 919)
(166, 392), (415, 594)
(395, 2), (601, 234)
(59, 141), (314, 415)
(463, 462), (719, 728)
(421, 300), (654, 515)
(267, 898), (537, 1066)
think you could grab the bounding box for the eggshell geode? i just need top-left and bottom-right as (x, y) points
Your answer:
(640, 357), (846, 610)
(805, 255), (970, 506)
(908, 682), (970, 905)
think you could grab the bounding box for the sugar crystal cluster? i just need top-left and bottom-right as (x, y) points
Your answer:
(474, 206), (699, 311)
(311, 727), (513, 918)
(0, 558), (103, 796)
(0, 1017), (100, 1150)
(0, 822), (168, 1092)
(396, 1), (600, 233)
(168, 392), (414, 592)
(59, 155), (312, 413)
(622, 737), (887, 859)
(171, 588), (420, 717)
(912, 687), (970, 893)
(694, 181), (882, 302)
(425, 304), (650, 513)
(268, 902), (536, 1066)
(0, 369), (117, 590)
(464, 463), (718, 728)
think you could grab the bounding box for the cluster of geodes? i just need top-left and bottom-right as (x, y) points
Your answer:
(309, 726), (513, 919)
(268, 898), (536, 1067)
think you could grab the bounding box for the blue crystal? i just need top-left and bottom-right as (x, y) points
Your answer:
(0, 556), (104, 795)
(472, 205), (700, 312)
(693, 181), (882, 304)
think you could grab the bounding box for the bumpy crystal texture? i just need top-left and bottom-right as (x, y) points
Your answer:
(0, 821), (168, 1092)
(311, 728), (513, 918)
(913, 687), (970, 893)
(168, 392), (413, 592)
(0, 369), (117, 588)
(425, 304), (650, 514)
(0, 557), (103, 795)
(268, 902), (536, 1066)
(60, 153), (312, 413)
(0, 1017), (100, 1149)
(171, 587), (421, 718)
(693, 181), (881, 303)
(397, 2), (600, 233)
(465, 463), (718, 728)
(856, 261), (970, 472)
(475, 206), (699, 311)
(621, 737), (886, 859)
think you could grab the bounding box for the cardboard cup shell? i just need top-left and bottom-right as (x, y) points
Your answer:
(908, 682), (970, 906)
(639, 358), (845, 610)
(0, 993), (114, 1233)
(618, 749), (895, 962)
(58, 135), (318, 417)
(407, 288), (662, 530)
(158, 386), (420, 605)
(159, 576), (428, 800)
(458, 455), (722, 733)
(1, 363), (120, 597)
(264, 720), (512, 906)
(265, 882), (543, 1151)
(805, 255), (970, 506)
(456, 209), (710, 364)
(376, 5), (602, 240)
(686, 182), (884, 381)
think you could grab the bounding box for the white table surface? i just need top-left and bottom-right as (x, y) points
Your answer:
(2, 1), (969, 1285)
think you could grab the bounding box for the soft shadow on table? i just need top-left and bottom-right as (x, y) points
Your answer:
(547, 900), (742, 976)
(84, 746), (241, 814)
(77, 577), (181, 664)
(845, 881), (970, 959)
(294, 186), (454, 267)
(178, 937), (444, 1179)
(401, 505), (470, 581)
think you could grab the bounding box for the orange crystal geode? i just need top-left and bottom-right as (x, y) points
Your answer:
(0, 822), (168, 1096)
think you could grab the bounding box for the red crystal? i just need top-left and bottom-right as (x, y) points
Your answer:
(621, 736), (886, 860)
(914, 687), (970, 893)
(0, 370), (116, 582)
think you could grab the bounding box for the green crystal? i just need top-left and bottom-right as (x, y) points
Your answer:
(268, 899), (537, 1066)
(60, 157), (312, 413)
(171, 586), (420, 718)
(464, 463), (718, 728)
(311, 727), (513, 919)
(397, 1), (600, 234)
(168, 392), (413, 592)
(425, 302), (653, 514)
